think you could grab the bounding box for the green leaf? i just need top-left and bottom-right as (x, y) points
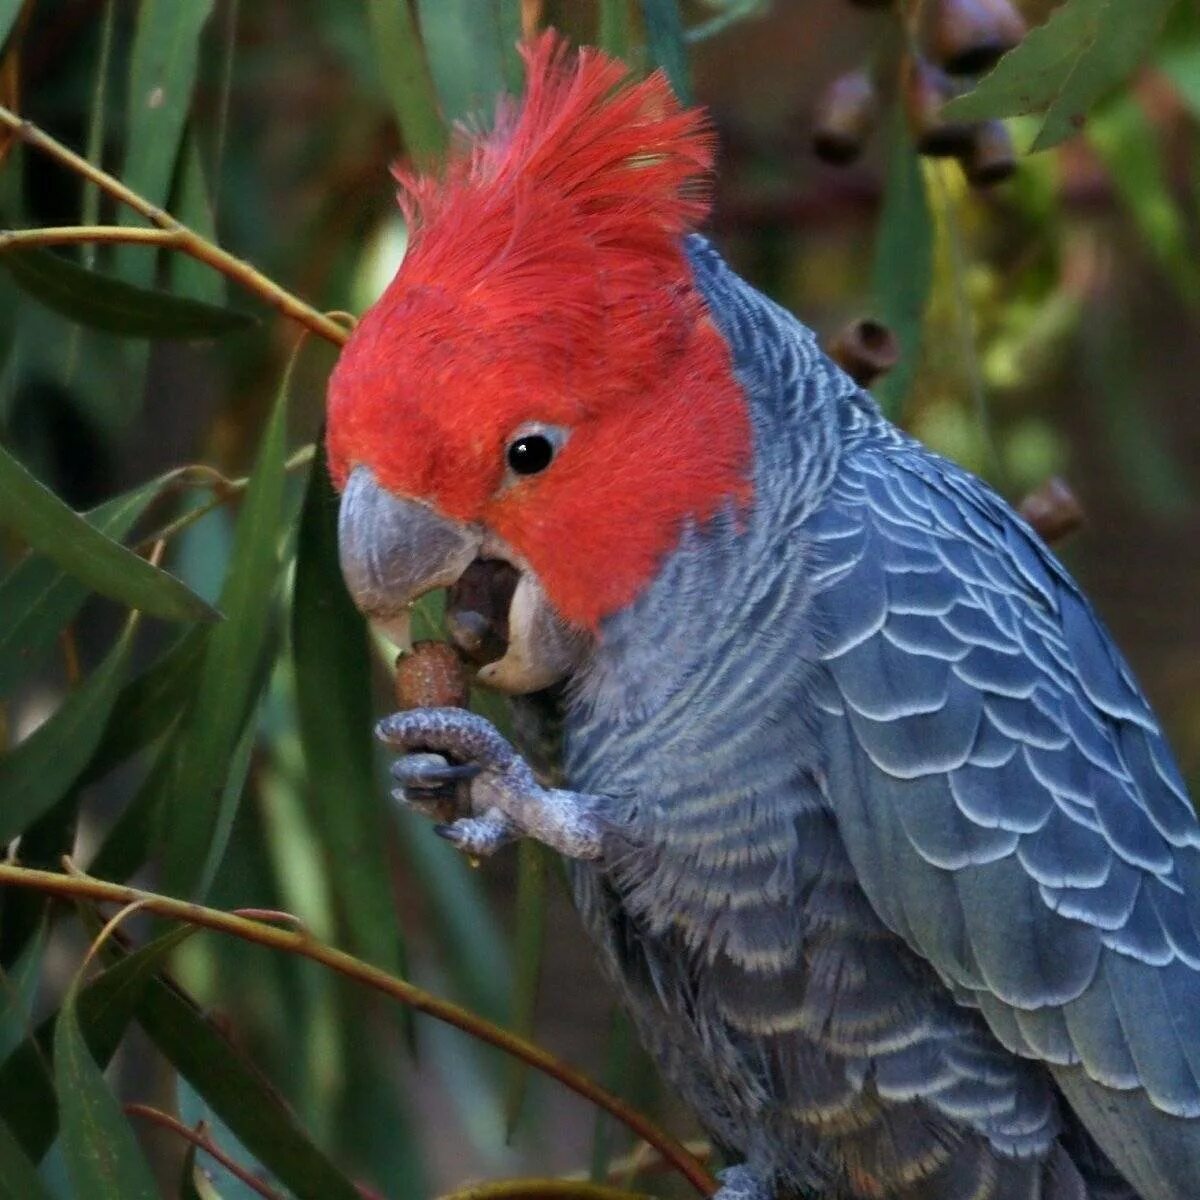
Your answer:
(0, 1117), (52, 1200)
(117, 0), (216, 287)
(55, 975), (159, 1200)
(417, 0), (520, 123)
(0, 476), (163, 697)
(159, 358), (297, 901)
(170, 131), (226, 307)
(640, 0), (692, 103)
(0, 446), (219, 623)
(870, 114), (933, 420)
(944, 0), (1179, 151)
(0, 926), (192, 1162)
(0, 247), (255, 339)
(293, 444), (406, 980)
(366, 0), (447, 167)
(0, 0), (22, 52)
(1088, 92), (1200, 306)
(504, 840), (548, 1140)
(598, 0), (632, 59)
(80, 624), (210, 788)
(180, 1145), (226, 1200)
(135, 970), (363, 1200)
(0, 618), (136, 847)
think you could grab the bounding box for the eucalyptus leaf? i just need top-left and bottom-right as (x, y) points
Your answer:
(0, 446), (219, 623)
(504, 840), (548, 1140)
(0, 0), (22, 54)
(0, 927), (193, 1162)
(365, 0), (447, 167)
(0, 247), (254, 339)
(293, 446), (406, 979)
(944, 0), (1178, 151)
(0, 617), (136, 846)
(0, 1117), (52, 1200)
(159, 357), (297, 901)
(118, 0), (216, 288)
(135, 969), (363, 1200)
(0, 475), (163, 697)
(55, 978), (159, 1200)
(417, 0), (520, 123)
(640, 0), (692, 104)
(871, 113), (933, 420)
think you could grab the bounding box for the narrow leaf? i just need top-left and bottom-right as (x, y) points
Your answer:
(135, 971), (363, 1200)
(870, 114), (933, 419)
(0, 476), (162, 697)
(365, 0), (447, 167)
(118, 0), (216, 286)
(417, 0), (517, 123)
(55, 977), (159, 1200)
(0, 446), (219, 623)
(504, 840), (548, 1139)
(1087, 92), (1200, 306)
(0, 927), (192, 1162)
(293, 443), (406, 979)
(171, 132), (226, 307)
(0, 1117), (52, 1200)
(640, 0), (692, 103)
(0, 618), (136, 846)
(180, 1145), (226, 1200)
(159, 358), (297, 901)
(944, 0), (1178, 151)
(0, 247), (255, 339)
(598, 0), (632, 59)
(0, 0), (22, 50)
(79, 624), (210, 788)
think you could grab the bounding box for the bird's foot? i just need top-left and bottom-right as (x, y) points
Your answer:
(377, 707), (605, 861)
(713, 1165), (776, 1200)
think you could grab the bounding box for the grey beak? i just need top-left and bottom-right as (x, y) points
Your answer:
(338, 467), (481, 646)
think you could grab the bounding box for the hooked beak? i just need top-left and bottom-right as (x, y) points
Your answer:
(337, 467), (585, 694)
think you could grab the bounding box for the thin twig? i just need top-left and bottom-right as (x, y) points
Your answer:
(0, 860), (717, 1198)
(0, 106), (348, 347)
(125, 1104), (285, 1200)
(133, 443), (316, 551)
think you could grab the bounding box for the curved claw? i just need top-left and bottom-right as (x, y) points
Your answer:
(434, 812), (517, 858)
(391, 753), (481, 789)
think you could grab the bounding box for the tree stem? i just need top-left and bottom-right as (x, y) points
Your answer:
(0, 107), (349, 347)
(0, 860), (717, 1198)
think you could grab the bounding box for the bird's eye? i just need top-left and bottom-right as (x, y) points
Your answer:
(506, 433), (556, 476)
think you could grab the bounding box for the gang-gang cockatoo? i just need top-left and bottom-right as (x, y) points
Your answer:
(327, 32), (1200, 1200)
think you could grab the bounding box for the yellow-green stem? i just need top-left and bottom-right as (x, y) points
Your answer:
(0, 861), (717, 1198)
(0, 107), (348, 347)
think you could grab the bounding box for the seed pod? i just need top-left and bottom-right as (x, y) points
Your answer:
(829, 318), (900, 386)
(394, 640), (471, 710)
(813, 70), (879, 165)
(922, 0), (1026, 77)
(1018, 477), (1085, 546)
(960, 119), (1017, 186)
(905, 56), (975, 158)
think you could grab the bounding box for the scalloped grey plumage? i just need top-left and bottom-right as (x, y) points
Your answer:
(559, 237), (1199, 1200)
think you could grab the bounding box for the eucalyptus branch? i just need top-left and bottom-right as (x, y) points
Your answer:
(133, 443), (317, 551)
(125, 1104), (286, 1200)
(0, 860), (717, 1198)
(0, 107), (349, 347)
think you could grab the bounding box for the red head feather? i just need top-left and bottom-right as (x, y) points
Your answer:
(327, 31), (751, 630)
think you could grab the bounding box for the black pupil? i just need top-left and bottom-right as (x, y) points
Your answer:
(507, 435), (554, 475)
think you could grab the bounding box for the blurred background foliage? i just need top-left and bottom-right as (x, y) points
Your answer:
(0, 1), (1198, 1197)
